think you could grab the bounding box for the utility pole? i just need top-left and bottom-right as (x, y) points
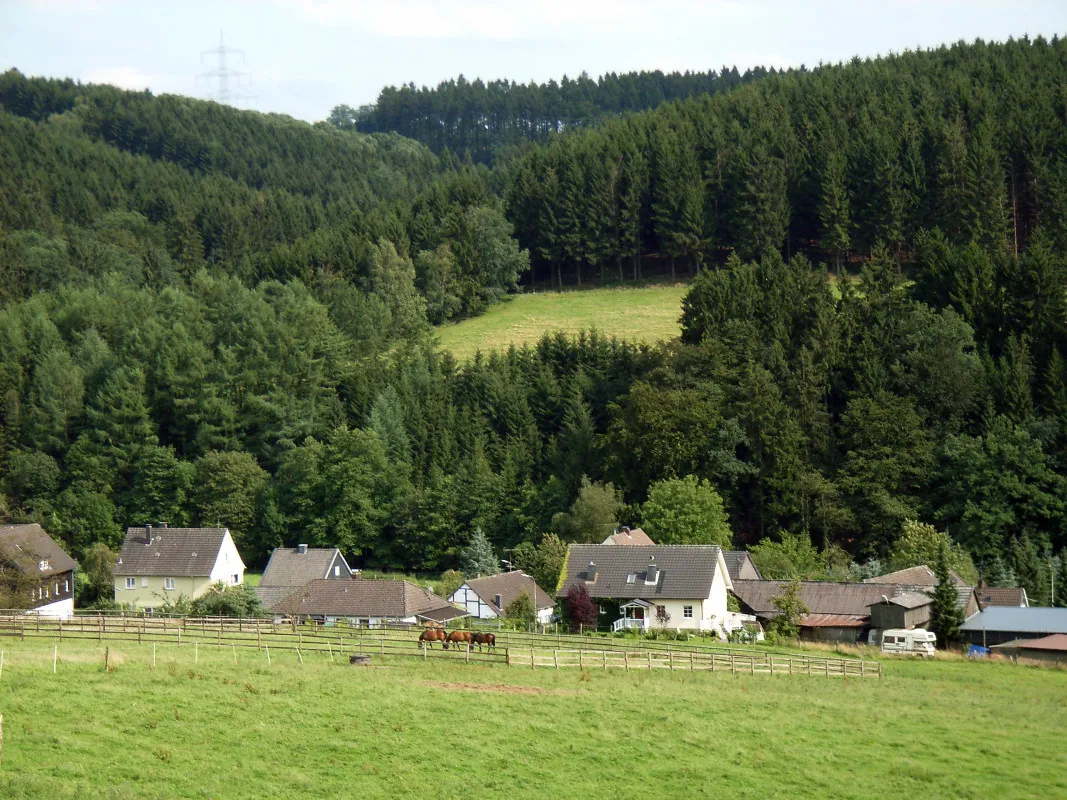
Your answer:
(197, 31), (254, 107)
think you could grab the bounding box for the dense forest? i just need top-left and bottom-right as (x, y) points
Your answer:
(333, 66), (770, 162)
(2, 37), (1067, 608)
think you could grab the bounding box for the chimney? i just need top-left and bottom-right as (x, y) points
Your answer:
(646, 556), (658, 584)
(144, 523), (152, 545)
(297, 543), (308, 555)
(157, 521), (168, 529)
(494, 593), (503, 610)
(588, 562), (597, 582)
(620, 526), (630, 535)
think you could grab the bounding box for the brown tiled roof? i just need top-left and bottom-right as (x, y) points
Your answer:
(273, 578), (458, 619)
(722, 551), (762, 581)
(886, 591), (934, 610)
(976, 587), (1028, 608)
(992, 634), (1067, 652)
(559, 545), (725, 600)
(463, 571), (554, 613)
(864, 565), (966, 586)
(254, 585), (301, 609)
(0, 524), (78, 577)
(733, 580), (898, 617)
(602, 528), (655, 546)
(260, 547), (351, 587)
(114, 527), (231, 577)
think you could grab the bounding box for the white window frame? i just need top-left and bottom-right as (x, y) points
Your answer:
(683, 605), (694, 619)
(125, 577), (136, 590)
(141, 577), (148, 588)
(164, 577), (176, 591)
(334, 565), (341, 577)
(232, 574), (239, 585)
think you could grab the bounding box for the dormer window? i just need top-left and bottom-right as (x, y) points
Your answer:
(38, 559), (50, 571)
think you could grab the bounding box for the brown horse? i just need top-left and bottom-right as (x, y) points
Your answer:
(471, 632), (496, 651)
(446, 630), (474, 650)
(419, 628), (448, 649)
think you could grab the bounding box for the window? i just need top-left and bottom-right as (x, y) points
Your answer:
(64, 579), (69, 593)
(38, 559), (50, 571)
(164, 577), (176, 591)
(55, 583), (60, 596)
(141, 577), (148, 588)
(145, 607), (154, 616)
(232, 574), (239, 585)
(683, 605), (694, 619)
(626, 573), (636, 584)
(334, 565), (341, 577)
(125, 577), (136, 590)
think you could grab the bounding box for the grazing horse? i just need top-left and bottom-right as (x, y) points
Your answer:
(471, 632), (496, 651)
(446, 630), (474, 650)
(419, 628), (448, 649)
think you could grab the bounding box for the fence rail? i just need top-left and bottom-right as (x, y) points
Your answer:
(0, 614), (879, 678)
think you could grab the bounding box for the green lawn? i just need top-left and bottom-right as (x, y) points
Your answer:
(435, 283), (687, 361)
(1, 638), (1064, 798)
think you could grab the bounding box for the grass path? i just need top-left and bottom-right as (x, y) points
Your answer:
(1, 638), (1064, 798)
(435, 283), (687, 361)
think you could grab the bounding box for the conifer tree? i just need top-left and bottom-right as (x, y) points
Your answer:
(930, 542), (964, 645)
(460, 526), (500, 577)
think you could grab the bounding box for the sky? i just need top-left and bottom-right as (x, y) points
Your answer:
(2, 1), (1066, 123)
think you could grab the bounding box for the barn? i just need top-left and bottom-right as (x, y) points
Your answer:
(960, 607), (1067, 647)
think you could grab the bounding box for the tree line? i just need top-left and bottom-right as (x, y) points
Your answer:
(330, 65), (769, 163)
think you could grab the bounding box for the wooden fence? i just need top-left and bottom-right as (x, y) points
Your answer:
(0, 614), (880, 678)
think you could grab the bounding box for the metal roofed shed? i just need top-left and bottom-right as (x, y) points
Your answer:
(960, 607), (1067, 647)
(991, 634), (1067, 667)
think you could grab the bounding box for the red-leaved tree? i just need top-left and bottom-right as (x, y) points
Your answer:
(564, 584), (598, 630)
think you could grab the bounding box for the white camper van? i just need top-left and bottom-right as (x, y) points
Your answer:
(879, 628), (936, 657)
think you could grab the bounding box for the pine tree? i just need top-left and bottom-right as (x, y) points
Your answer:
(930, 542), (964, 646)
(460, 526), (499, 577)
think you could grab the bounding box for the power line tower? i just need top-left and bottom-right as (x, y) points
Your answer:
(196, 31), (255, 107)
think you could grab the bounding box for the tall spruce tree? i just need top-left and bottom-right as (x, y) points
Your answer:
(930, 542), (964, 646)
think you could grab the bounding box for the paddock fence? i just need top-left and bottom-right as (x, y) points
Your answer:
(0, 614), (880, 678)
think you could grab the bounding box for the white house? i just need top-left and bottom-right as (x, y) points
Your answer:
(113, 524), (246, 611)
(449, 571), (555, 624)
(0, 523), (78, 619)
(558, 544), (735, 636)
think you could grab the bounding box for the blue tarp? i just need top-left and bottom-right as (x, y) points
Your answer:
(968, 644), (990, 659)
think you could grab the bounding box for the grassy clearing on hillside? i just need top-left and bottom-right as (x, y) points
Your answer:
(435, 283), (687, 361)
(1, 638), (1064, 799)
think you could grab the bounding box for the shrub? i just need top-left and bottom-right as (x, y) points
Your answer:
(504, 591), (536, 624)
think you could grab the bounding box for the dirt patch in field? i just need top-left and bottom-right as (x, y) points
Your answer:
(418, 681), (581, 696)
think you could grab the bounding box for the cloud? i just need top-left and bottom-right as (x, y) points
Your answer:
(277, 0), (754, 41)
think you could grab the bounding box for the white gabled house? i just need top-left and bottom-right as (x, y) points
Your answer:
(448, 571), (555, 624)
(0, 523), (78, 619)
(558, 544), (738, 636)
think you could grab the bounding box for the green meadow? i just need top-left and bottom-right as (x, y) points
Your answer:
(0, 637), (1064, 799)
(435, 283), (687, 361)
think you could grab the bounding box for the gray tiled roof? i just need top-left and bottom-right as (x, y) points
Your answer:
(254, 585), (301, 609)
(462, 571), (554, 613)
(559, 545), (725, 600)
(260, 547), (350, 587)
(273, 578), (458, 619)
(886, 591), (933, 609)
(114, 527), (230, 577)
(733, 580), (895, 617)
(960, 606), (1067, 635)
(0, 524), (78, 577)
(722, 551), (762, 581)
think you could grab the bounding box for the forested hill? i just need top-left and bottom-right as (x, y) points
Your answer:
(1, 39), (1067, 611)
(506, 36), (1067, 287)
(334, 65), (771, 162)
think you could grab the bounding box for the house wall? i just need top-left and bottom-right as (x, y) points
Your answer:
(962, 629), (1059, 647)
(208, 533), (246, 585)
(113, 576), (217, 610)
(29, 596), (74, 620)
(801, 626), (863, 644)
(1013, 649), (1067, 667)
(450, 584), (499, 620)
(870, 604), (931, 630)
(644, 568), (728, 632)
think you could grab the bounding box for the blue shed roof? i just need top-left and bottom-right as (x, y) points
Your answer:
(959, 606), (1067, 635)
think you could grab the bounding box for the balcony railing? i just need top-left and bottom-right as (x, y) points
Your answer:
(611, 617), (647, 632)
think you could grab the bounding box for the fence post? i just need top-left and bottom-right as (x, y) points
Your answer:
(647, 651), (652, 671)
(860, 661), (865, 678)
(624, 651), (629, 672)
(669, 650), (674, 671)
(602, 651), (607, 670)
(194, 642), (198, 666)
(466, 644), (470, 664)
(579, 649), (583, 671)
(530, 648), (535, 669)
(770, 658), (774, 677)
(825, 660), (829, 678)
(265, 646), (271, 665)
(506, 648), (510, 667)
(730, 653), (735, 673)
(553, 650), (558, 670)
(257, 627), (262, 650)
(104, 646), (110, 673)
(297, 649), (303, 665)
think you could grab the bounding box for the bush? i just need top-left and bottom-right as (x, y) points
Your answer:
(504, 591), (536, 625)
(190, 582), (262, 617)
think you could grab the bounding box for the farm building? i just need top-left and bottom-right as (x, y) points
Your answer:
(960, 607), (1067, 647)
(448, 571), (554, 624)
(731, 580), (886, 643)
(255, 544), (354, 608)
(0, 523), (78, 619)
(867, 592), (934, 631)
(273, 578), (467, 627)
(991, 634), (1067, 667)
(601, 527), (655, 546)
(558, 544), (734, 634)
(863, 565), (966, 587)
(722, 551), (762, 581)
(113, 524), (245, 612)
(975, 586), (1028, 609)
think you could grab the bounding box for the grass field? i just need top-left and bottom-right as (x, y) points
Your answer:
(435, 283), (687, 361)
(1, 637), (1064, 798)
